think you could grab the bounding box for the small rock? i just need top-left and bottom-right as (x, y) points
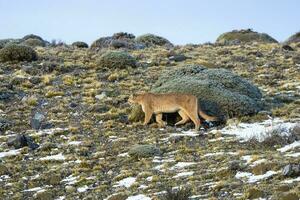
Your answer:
(0, 91), (14, 101)
(228, 160), (244, 171)
(282, 164), (300, 177)
(169, 54), (187, 62)
(7, 134), (39, 150)
(69, 102), (78, 108)
(65, 185), (76, 193)
(282, 45), (294, 51)
(7, 134), (27, 149)
(128, 144), (161, 158)
(40, 122), (54, 130)
(31, 112), (45, 130)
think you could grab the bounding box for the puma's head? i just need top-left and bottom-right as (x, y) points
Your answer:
(128, 93), (146, 104)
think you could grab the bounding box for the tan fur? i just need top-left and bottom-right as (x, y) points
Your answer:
(128, 92), (217, 130)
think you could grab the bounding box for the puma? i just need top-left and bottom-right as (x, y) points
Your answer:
(128, 93), (217, 130)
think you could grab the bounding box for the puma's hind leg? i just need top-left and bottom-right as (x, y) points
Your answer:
(182, 108), (201, 131)
(175, 110), (190, 126)
(155, 113), (167, 127)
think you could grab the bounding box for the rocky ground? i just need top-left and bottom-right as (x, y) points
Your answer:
(0, 40), (300, 200)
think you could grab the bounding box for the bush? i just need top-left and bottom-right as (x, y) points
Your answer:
(22, 34), (44, 41)
(0, 44), (38, 62)
(112, 32), (135, 40)
(135, 33), (173, 47)
(23, 38), (46, 47)
(90, 36), (112, 49)
(216, 29), (278, 44)
(97, 51), (136, 69)
(72, 41), (89, 48)
(128, 144), (161, 158)
(0, 39), (22, 48)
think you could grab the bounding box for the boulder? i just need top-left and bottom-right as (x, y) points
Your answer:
(7, 134), (39, 150)
(151, 65), (263, 118)
(31, 112), (45, 130)
(282, 164), (300, 177)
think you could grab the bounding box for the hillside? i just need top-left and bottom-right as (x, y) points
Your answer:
(0, 36), (300, 200)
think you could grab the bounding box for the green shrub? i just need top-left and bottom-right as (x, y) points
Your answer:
(97, 51), (136, 69)
(0, 44), (38, 62)
(22, 34), (44, 41)
(216, 29), (278, 44)
(0, 39), (22, 48)
(72, 41), (89, 48)
(23, 38), (45, 47)
(135, 33), (173, 47)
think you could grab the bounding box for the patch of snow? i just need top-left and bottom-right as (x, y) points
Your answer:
(138, 185), (148, 189)
(153, 164), (165, 171)
(61, 175), (79, 185)
(40, 153), (65, 161)
(23, 185), (51, 192)
(126, 194), (151, 200)
(235, 171), (277, 183)
(250, 159), (267, 166)
(285, 152), (300, 157)
(0, 175), (10, 182)
(77, 185), (89, 193)
(118, 152), (129, 157)
(170, 162), (196, 170)
(170, 131), (199, 137)
(219, 118), (296, 142)
(241, 155), (253, 164)
(173, 171), (194, 178)
(277, 141), (300, 152)
(68, 141), (82, 145)
(189, 194), (206, 199)
(208, 137), (225, 142)
(203, 152), (237, 157)
(30, 128), (68, 136)
(114, 177), (136, 188)
(0, 149), (21, 158)
(55, 196), (65, 200)
(146, 176), (153, 181)
(281, 177), (300, 184)
(152, 156), (175, 163)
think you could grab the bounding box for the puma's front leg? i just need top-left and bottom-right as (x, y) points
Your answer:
(155, 113), (167, 127)
(143, 110), (153, 125)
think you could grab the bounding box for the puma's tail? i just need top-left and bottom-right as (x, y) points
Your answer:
(198, 109), (218, 121)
